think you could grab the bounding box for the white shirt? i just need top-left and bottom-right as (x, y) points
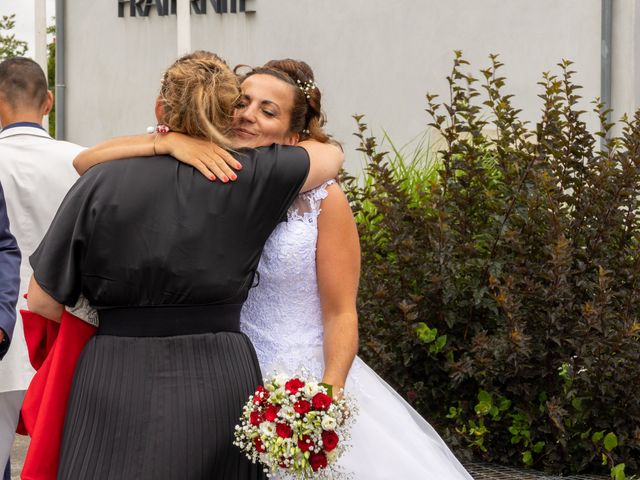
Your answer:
(0, 125), (83, 392)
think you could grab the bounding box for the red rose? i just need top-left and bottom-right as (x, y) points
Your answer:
(309, 452), (328, 471)
(293, 400), (311, 415)
(297, 434), (314, 453)
(311, 392), (332, 411)
(285, 378), (305, 394)
(321, 430), (339, 452)
(249, 411), (263, 426)
(263, 404), (280, 422)
(253, 437), (266, 453)
(253, 385), (269, 405)
(276, 422), (293, 438)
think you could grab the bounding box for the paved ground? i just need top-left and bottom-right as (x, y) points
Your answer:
(10, 435), (28, 480)
(465, 462), (608, 479)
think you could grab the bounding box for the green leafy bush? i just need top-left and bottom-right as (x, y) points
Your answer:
(343, 52), (640, 475)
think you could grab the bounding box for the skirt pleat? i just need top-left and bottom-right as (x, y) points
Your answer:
(57, 332), (265, 480)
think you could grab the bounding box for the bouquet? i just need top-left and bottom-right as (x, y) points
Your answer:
(234, 373), (356, 478)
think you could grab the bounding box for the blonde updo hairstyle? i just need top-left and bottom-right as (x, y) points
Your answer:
(158, 51), (239, 148)
(237, 59), (331, 144)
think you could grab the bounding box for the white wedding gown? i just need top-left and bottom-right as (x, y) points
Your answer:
(241, 181), (473, 479)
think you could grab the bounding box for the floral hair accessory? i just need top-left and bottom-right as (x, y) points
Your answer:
(296, 79), (317, 99)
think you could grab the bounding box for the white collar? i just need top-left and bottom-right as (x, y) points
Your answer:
(0, 126), (53, 141)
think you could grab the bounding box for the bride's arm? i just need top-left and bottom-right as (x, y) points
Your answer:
(73, 133), (242, 182)
(298, 140), (343, 192)
(316, 183), (360, 394)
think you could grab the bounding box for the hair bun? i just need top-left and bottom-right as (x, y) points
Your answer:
(159, 51), (240, 147)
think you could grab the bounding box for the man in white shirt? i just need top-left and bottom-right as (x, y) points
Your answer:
(0, 57), (82, 478)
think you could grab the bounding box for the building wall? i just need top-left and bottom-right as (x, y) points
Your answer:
(65, 0), (637, 171)
(612, 0), (640, 124)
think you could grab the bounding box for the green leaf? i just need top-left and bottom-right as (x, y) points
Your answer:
(498, 398), (512, 412)
(604, 432), (618, 452)
(319, 383), (333, 398)
(446, 406), (459, 419)
(416, 322), (437, 343)
(610, 463), (626, 480)
(475, 401), (491, 416)
(429, 334), (447, 353)
(522, 450), (533, 466)
(532, 441), (545, 453)
(489, 405), (499, 419)
(571, 397), (583, 411)
(477, 390), (492, 404)
(592, 431), (605, 443)
(475, 390), (493, 416)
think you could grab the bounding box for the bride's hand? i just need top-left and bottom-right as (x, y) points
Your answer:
(333, 387), (352, 425)
(156, 132), (243, 182)
(321, 381), (350, 422)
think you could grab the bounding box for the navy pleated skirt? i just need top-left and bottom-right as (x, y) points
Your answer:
(57, 318), (266, 480)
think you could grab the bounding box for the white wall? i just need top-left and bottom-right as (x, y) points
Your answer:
(612, 0), (640, 124)
(65, 0), (638, 171)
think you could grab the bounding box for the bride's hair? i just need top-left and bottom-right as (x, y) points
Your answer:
(159, 51), (239, 148)
(236, 59), (331, 144)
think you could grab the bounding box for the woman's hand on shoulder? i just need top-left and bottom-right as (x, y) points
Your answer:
(156, 133), (243, 182)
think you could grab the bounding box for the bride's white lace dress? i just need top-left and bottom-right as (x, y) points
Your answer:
(241, 181), (473, 479)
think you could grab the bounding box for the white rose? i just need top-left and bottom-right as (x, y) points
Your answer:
(259, 421), (276, 437)
(303, 382), (320, 398)
(321, 415), (337, 430)
(279, 405), (297, 421)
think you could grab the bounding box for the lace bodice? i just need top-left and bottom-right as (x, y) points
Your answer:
(240, 181), (335, 379)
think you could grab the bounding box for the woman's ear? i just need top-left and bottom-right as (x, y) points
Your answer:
(284, 132), (300, 146)
(155, 97), (164, 124)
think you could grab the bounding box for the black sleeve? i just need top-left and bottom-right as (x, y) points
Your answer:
(29, 171), (100, 306)
(0, 183), (20, 360)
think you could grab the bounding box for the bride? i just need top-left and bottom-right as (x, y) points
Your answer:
(74, 58), (473, 479)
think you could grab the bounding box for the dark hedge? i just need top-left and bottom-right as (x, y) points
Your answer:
(343, 53), (640, 477)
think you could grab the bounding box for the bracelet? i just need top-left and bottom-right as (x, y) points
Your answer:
(147, 124), (171, 156)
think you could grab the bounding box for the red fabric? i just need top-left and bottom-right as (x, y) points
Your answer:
(21, 309), (59, 372)
(18, 309), (96, 480)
